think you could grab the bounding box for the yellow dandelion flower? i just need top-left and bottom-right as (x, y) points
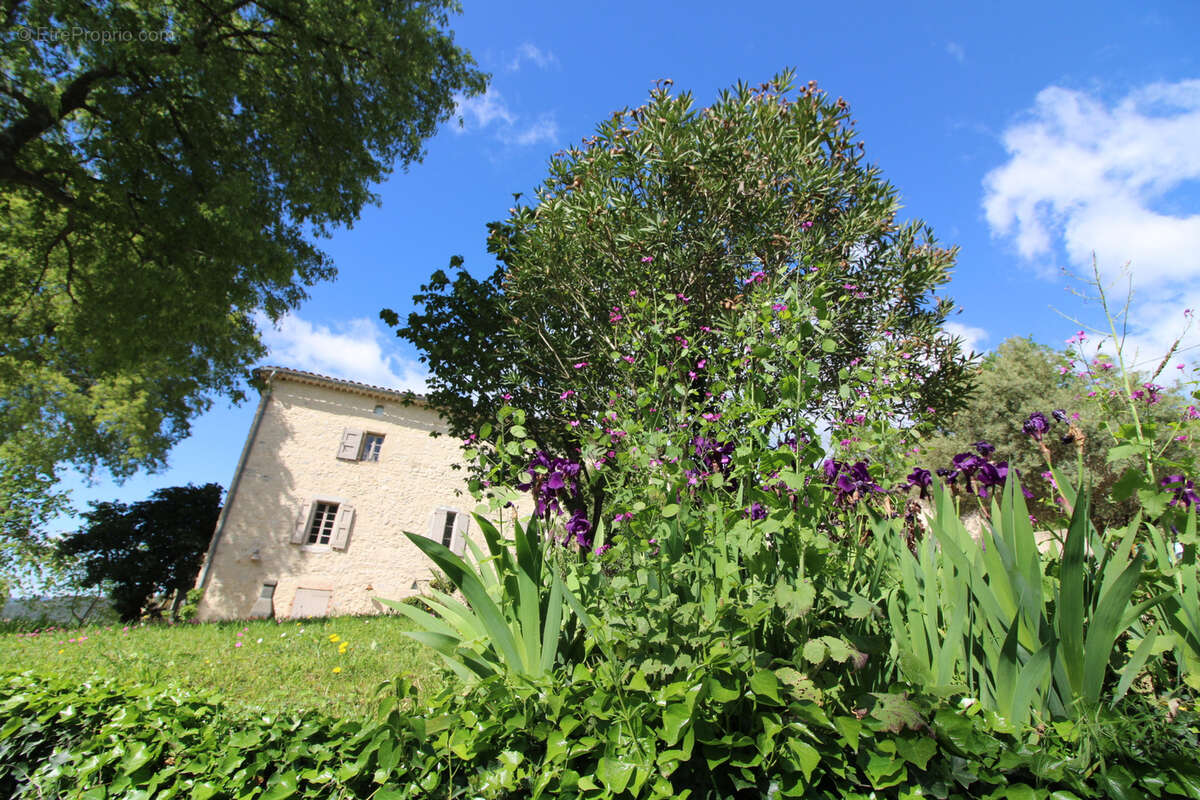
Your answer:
(338, 643), (348, 653)
(329, 634), (340, 643)
(332, 667), (342, 674)
(58, 649), (65, 654)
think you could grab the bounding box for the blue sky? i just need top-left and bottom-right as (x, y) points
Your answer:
(59, 0), (1200, 527)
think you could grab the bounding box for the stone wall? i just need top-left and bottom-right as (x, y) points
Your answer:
(194, 376), (512, 621)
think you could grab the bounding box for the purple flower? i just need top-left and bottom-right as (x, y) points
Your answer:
(905, 467), (933, 499)
(745, 502), (767, 520)
(1023, 412), (1050, 442)
(519, 450), (584, 519)
(936, 467), (958, 485)
(566, 509), (592, 547)
(952, 452), (984, 473)
(975, 461), (1008, 498)
(1161, 475), (1200, 509)
(825, 459), (882, 505)
(973, 441), (995, 456)
(1051, 409), (1067, 423)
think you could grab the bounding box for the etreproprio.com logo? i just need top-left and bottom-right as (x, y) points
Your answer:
(16, 26), (177, 43)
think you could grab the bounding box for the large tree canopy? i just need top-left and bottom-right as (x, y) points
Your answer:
(391, 72), (972, 461)
(0, 0), (486, 537)
(56, 482), (222, 620)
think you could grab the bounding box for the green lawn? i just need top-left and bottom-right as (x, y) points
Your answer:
(0, 614), (450, 719)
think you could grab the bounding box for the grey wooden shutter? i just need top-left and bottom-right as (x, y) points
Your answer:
(290, 499), (311, 544)
(450, 512), (469, 555)
(331, 504), (355, 550)
(336, 428), (363, 460)
(427, 509), (444, 542)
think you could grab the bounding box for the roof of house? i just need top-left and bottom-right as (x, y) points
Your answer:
(255, 366), (428, 405)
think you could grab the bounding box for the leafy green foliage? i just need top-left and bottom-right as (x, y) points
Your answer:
(889, 476), (1169, 726)
(0, 0), (486, 541)
(56, 483), (222, 621)
(3, 665), (1196, 799)
(392, 70), (973, 465)
(380, 514), (572, 683)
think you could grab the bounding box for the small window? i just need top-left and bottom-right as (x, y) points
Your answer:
(292, 499), (355, 550)
(361, 434), (384, 462)
(429, 508), (467, 555)
(373, 404), (385, 416)
(336, 428), (383, 462)
(440, 511), (457, 548)
(307, 502), (339, 546)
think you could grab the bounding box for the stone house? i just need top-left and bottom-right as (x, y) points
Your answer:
(193, 366), (486, 621)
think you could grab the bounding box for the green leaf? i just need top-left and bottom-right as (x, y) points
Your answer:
(509, 424), (527, 439)
(662, 703), (690, 746)
(1136, 489), (1170, 518)
(749, 669), (783, 705)
(894, 737), (937, 770)
(787, 739), (821, 781)
(120, 742), (155, 776)
(1111, 468), (1147, 502)
(260, 771), (299, 800)
(596, 756), (635, 794)
(801, 639), (827, 665)
(1107, 442), (1148, 464)
(820, 338), (837, 353)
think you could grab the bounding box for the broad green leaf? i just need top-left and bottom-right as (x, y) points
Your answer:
(596, 757), (635, 794)
(750, 669), (783, 705)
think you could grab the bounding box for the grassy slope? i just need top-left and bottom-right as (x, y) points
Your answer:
(0, 615), (450, 720)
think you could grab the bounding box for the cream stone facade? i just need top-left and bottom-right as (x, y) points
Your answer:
(194, 366), (488, 621)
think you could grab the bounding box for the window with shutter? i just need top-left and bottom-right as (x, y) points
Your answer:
(439, 511), (456, 548)
(428, 508), (468, 555)
(450, 512), (469, 556)
(307, 502), (339, 545)
(336, 428), (363, 460)
(331, 504), (355, 550)
(291, 500), (312, 544)
(361, 434), (384, 461)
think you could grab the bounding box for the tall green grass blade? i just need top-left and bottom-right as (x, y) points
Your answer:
(515, 564), (542, 675)
(1010, 640), (1054, 728)
(554, 571), (615, 663)
(1050, 466), (1078, 510)
(404, 532), (523, 673)
(1112, 623), (1159, 707)
(401, 631), (497, 680)
(377, 597), (460, 641)
(541, 575), (564, 675)
(1082, 558), (1141, 706)
(1056, 489), (1090, 700)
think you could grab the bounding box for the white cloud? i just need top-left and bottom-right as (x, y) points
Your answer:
(507, 43), (558, 72)
(454, 89), (516, 130)
(257, 313), (427, 392)
(943, 321), (989, 354)
(453, 88), (560, 148)
(982, 79), (1200, 366)
(945, 42), (966, 63)
(499, 112), (559, 147)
